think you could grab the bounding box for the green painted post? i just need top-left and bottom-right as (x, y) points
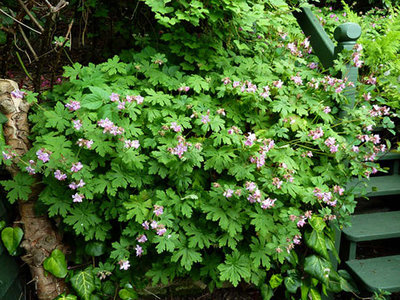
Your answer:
(293, 7), (335, 68)
(333, 23), (362, 108)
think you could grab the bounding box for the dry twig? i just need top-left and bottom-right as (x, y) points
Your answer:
(16, 0), (44, 32)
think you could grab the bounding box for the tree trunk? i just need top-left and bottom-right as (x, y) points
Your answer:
(0, 79), (66, 300)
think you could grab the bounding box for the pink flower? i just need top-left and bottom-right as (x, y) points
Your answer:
(137, 234), (147, 243)
(71, 162), (83, 172)
(26, 166), (36, 175)
(169, 142), (188, 159)
(261, 198), (276, 209)
(170, 122), (182, 132)
(142, 221), (149, 230)
(157, 227), (167, 236)
(2, 151), (12, 160)
(54, 170), (67, 181)
(272, 177), (283, 189)
(11, 90), (26, 99)
(124, 140), (140, 149)
(135, 245), (143, 257)
(323, 106), (331, 113)
(73, 120), (82, 130)
(273, 80), (283, 88)
(72, 193), (84, 203)
(216, 108), (225, 116)
(352, 145), (360, 153)
(297, 217), (307, 228)
(363, 92), (372, 101)
(178, 86), (190, 92)
(150, 221), (158, 229)
(366, 75), (377, 85)
(118, 259), (130, 270)
(201, 115), (210, 124)
(222, 77), (231, 85)
(110, 93), (119, 102)
(135, 95), (144, 104)
(333, 185), (344, 195)
(223, 189), (234, 198)
(65, 101), (81, 111)
(245, 181), (257, 192)
(293, 235), (301, 245)
(233, 81), (241, 88)
(244, 133), (256, 146)
(36, 149), (50, 163)
(308, 128), (324, 140)
(291, 75), (303, 85)
(153, 205), (164, 216)
(325, 137), (336, 147)
(117, 101), (126, 110)
(260, 86), (270, 98)
(309, 62), (318, 69)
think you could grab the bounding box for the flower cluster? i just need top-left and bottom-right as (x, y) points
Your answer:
(77, 138), (93, 149)
(65, 100), (81, 111)
(98, 118), (125, 135)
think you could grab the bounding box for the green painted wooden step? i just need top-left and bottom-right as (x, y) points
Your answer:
(342, 211), (400, 242)
(346, 255), (400, 292)
(347, 175), (400, 197)
(376, 151), (400, 161)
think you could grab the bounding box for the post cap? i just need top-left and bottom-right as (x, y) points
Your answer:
(334, 23), (361, 43)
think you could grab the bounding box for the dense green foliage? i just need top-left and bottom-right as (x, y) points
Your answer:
(0, 1), (399, 299)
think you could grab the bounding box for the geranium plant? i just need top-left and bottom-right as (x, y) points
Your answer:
(0, 1), (395, 299)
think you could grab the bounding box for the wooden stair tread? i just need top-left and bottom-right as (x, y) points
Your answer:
(342, 211), (400, 242)
(346, 255), (400, 292)
(347, 175), (400, 197)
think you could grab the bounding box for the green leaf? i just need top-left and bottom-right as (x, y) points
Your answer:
(269, 274), (283, 289)
(284, 271), (301, 294)
(171, 245), (202, 271)
(309, 287), (322, 300)
(70, 269), (96, 300)
(304, 229), (329, 260)
(1, 173), (34, 204)
(0, 112), (8, 124)
(309, 216), (326, 232)
(85, 241), (106, 257)
(1, 227), (23, 256)
(44, 102), (70, 131)
(304, 255), (331, 284)
(218, 252), (251, 287)
(260, 284), (274, 300)
(81, 86), (110, 110)
(0, 221), (5, 231)
(118, 287), (138, 300)
(43, 249), (68, 278)
(54, 293), (78, 300)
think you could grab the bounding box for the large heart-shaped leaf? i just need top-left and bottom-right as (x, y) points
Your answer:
(305, 229), (329, 260)
(71, 269), (95, 300)
(43, 249), (68, 278)
(1, 227), (23, 256)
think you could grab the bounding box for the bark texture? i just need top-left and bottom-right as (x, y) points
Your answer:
(0, 79), (66, 300)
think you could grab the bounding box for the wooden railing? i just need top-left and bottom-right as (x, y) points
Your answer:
(294, 6), (361, 106)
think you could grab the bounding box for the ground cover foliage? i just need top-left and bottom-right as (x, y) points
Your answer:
(1, 0), (399, 299)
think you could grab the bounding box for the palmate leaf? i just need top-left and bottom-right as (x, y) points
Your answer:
(44, 102), (70, 131)
(218, 252), (251, 287)
(70, 269), (95, 300)
(0, 173), (34, 204)
(171, 244), (202, 271)
(203, 147), (236, 173)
